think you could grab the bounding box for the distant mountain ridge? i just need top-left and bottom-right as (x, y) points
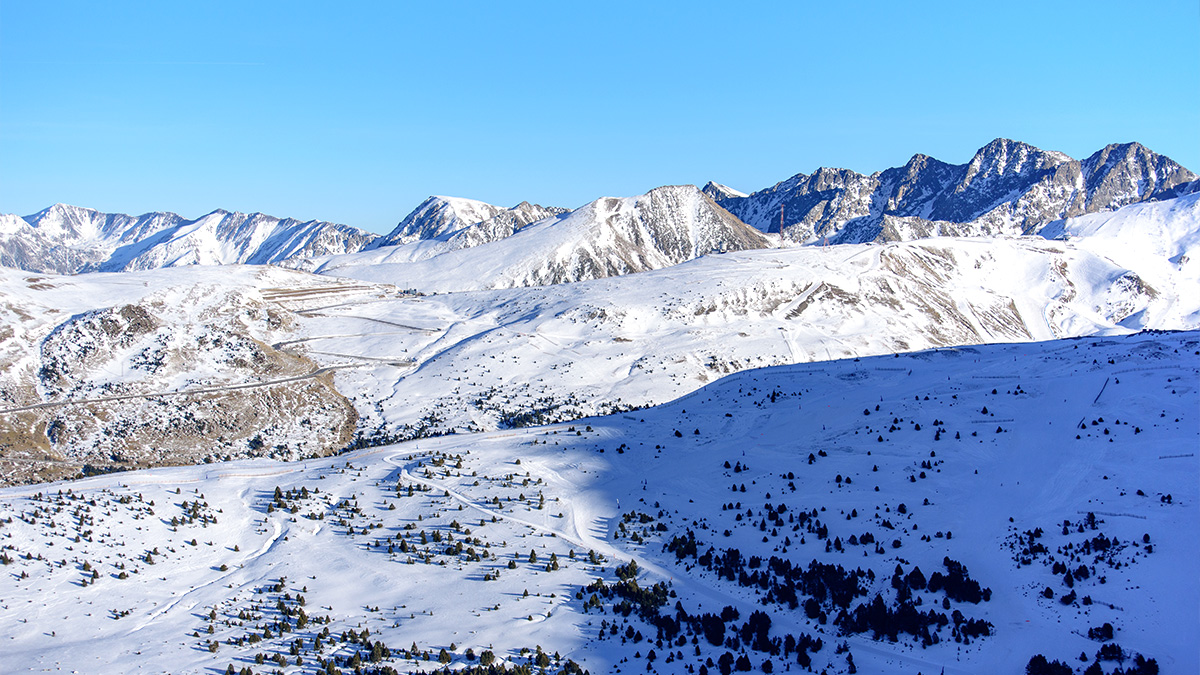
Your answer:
(0, 204), (379, 274)
(2, 139), (1195, 277)
(708, 139), (1197, 244)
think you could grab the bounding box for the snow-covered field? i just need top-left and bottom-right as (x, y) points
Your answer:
(1, 331), (1195, 674)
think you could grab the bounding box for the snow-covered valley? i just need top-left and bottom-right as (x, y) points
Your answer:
(1, 331), (1194, 674)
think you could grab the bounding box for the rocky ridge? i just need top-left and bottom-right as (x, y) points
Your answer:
(712, 139), (1197, 244)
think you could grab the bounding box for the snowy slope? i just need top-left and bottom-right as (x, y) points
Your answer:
(0, 331), (1194, 674)
(1040, 192), (1200, 271)
(312, 185), (771, 291)
(0, 204), (378, 274)
(1040, 193), (1200, 329)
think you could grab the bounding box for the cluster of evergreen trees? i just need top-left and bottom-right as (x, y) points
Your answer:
(663, 529), (995, 648)
(580, 561), (671, 621)
(1026, 647), (1159, 675)
(584, 560), (827, 671)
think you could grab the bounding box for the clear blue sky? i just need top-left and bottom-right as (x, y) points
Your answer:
(2, 1), (1196, 233)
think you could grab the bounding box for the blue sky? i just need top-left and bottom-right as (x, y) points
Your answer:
(2, 1), (1196, 234)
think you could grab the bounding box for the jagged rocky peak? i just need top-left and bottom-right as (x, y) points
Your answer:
(876, 153), (958, 215)
(716, 138), (1196, 245)
(899, 153), (959, 183)
(959, 138), (1072, 186)
(808, 166), (866, 191)
(1082, 142), (1197, 209)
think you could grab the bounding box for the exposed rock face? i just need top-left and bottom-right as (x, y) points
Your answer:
(713, 139), (1197, 244)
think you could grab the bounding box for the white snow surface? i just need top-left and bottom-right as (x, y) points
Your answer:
(0, 331), (1195, 674)
(281, 231), (1199, 441)
(1040, 192), (1200, 274)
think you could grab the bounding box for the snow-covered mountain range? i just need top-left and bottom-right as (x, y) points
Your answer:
(302, 185), (771, 290)
(707, 139), (1197, 244)
(369, 196), (569, 249)
(4, 140), (1193, 283)
(2, 192), (1196, 485)
(0, 204), (379, 274)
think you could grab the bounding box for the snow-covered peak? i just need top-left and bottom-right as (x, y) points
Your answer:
(701, 181), (748, 201)
(374, 195), (509, 247)
(0, 213), (28, 237)
(24, 203), (120, 241)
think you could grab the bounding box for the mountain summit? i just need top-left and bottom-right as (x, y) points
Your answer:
(370, 197), (568, 250)
(711, 139), (1196, 244)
